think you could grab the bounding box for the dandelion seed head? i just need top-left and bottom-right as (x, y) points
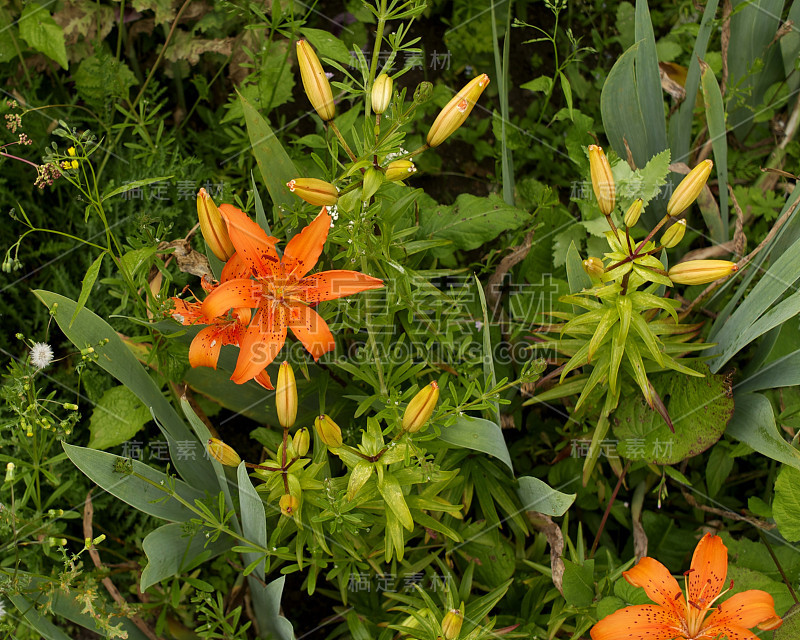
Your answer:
(29, 342), (53, 369)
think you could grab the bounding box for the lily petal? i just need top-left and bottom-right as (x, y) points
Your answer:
(221, 251), (253, 282)
(695, 625), (758, 640)
(590, 605), (682, 640)
(688, 534), (728, 605)
(201, 278), (262, 319)
(170, 298), (204, 325)
(287, 301), (335, 360)
(189, 326), (225, 369)
(254, 370), (275, 390)
(218, 204), (281, 277)
(283, 207), (331, 281)
(623, 557), (686, 619)
(701, 590), (782, 631)
(297, 270), (384, 304)
(231, 305), (287, 384)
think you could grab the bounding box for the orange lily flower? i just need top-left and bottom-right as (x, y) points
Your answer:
(200, 205), (383, 386)
(591, 533), (782, 640)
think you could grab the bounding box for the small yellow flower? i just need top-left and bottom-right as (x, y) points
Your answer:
(588, 145), (615, 216)
(276, 361), (298, 429)
(667, 159), (713, 217)
(427, 74), (490, 148)
(385, 159), (416, 182)
(402, 381), (439, 433)
(70, 160), (78, 169)
(287, 178), (339, 207)
(67, 147), (76, 157)
(206, 438), (242, 467)
(668, 259), (737, 285)
(197, 189), (236, 261)
(371, 74), (393, 115)
(314, 414), (343, 448)
(296, 40), (335, 122)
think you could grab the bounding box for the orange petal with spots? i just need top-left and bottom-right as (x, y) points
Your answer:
(623, 557), (686, 619)
(287, 301), (335, 360)
(297, 270), (384, 304)
(170, 298), (204, 325)
(201, 278), (262, 319)
(221, 251), (252, 282)
(283, 206), (331, 281)
(231, 305), (287, 384)
(590, 605), (682, 640)
(218, 204), (281, 277)
(701, 590), (782, 632)
(254, 370), (274, 390)
(695, 625), (759, 640)
(688, 534), (728, 605)
(189, 326), (226, 369)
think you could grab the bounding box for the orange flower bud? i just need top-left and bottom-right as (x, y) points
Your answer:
(207, 438), (241, 467)
(427, 74), (490, 148)
(296, 40), (335, 121)
(276, 361), (298, 429)
(623, 199), (643, 228)
(293, 427), (310, 457)
(197, 189), (235, 261)
(314, 414), (343, 448)
(287, 178), (339, 206)
(667, 159), (713, 217)
(661, 219), (687, 249)
(402, 381), (439, 433)
(668, 259), (738, 285)
(385, 159), (416, 182)
(371, 74), (393, 115)
(588, 145), (615, 216)
(279, 493), (300, 517)
(583, 257), (605, 279)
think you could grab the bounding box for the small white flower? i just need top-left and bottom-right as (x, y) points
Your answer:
(29, 342), (54, 369)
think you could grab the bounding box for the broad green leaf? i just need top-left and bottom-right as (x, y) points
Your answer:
(300, 27), (352, 65)
(101, 176), (172, 201)
(439, 415), (513, 471)
(775, 604), (800, 640)
(88, 385), (152, 449)
(633, 0), (668, 159)
(726, 392), (800, 472)
(70, 251), (105, 327)
(18, 4), (68, 69)
(566, 240), (593, 294)
(63, 443), (204, 521)
(700, 62), (728, 240)
(239, 89), (298, 210)
(737, 348), (800, 393)
(141, 523), (233, 590)
(347, 461), (375, 501)
(420, 193), (529, 257)
(613, 363), (733, 463)
(378, 473), (413, 531)
(34, 290), (215, 491)
(236, 463), (267, 581)
(773, 466), (800, 542)
(517, 476), (576, 516)
(562, 558), (595, 608)
(7, 595), (74, 640)
(249, 577), (296, 640)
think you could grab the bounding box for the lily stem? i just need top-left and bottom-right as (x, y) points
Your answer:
(589, 460), (630, 559)
(328, 120), (358, 163)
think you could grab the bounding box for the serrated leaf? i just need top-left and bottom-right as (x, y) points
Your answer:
(19, 4), (68, 70)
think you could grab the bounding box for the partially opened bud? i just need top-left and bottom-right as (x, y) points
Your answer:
(668, 259), (737, 285)
(207, 438), (241, 467)
(623, 199), (643, 227)
(276, 362), (298, 428)
(402, 382), (439, 433)
(371, 74), (393, 115)
(197, 189), (235, 261)
(296, 40), (335, 121)
(279, 493), (300, 517)
(667, 159), (713, 217)
(385, 160), (416, 182)
(588, 145), (615, 216)
(661, 219), (687, 248)
(314, 414), (343, 448)
(427, 74), (490, 148)
(583, 257), (605, 278)
(287, 178), (339, 206)
(441, 606), (464, 640)
(293, 427), (310, 456)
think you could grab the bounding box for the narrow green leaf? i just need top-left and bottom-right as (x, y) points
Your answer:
(700, 62), (729, 239)
(236, 463), (267, 581)
(102, 176), (173, 201)
(70, 251), (105, 327)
